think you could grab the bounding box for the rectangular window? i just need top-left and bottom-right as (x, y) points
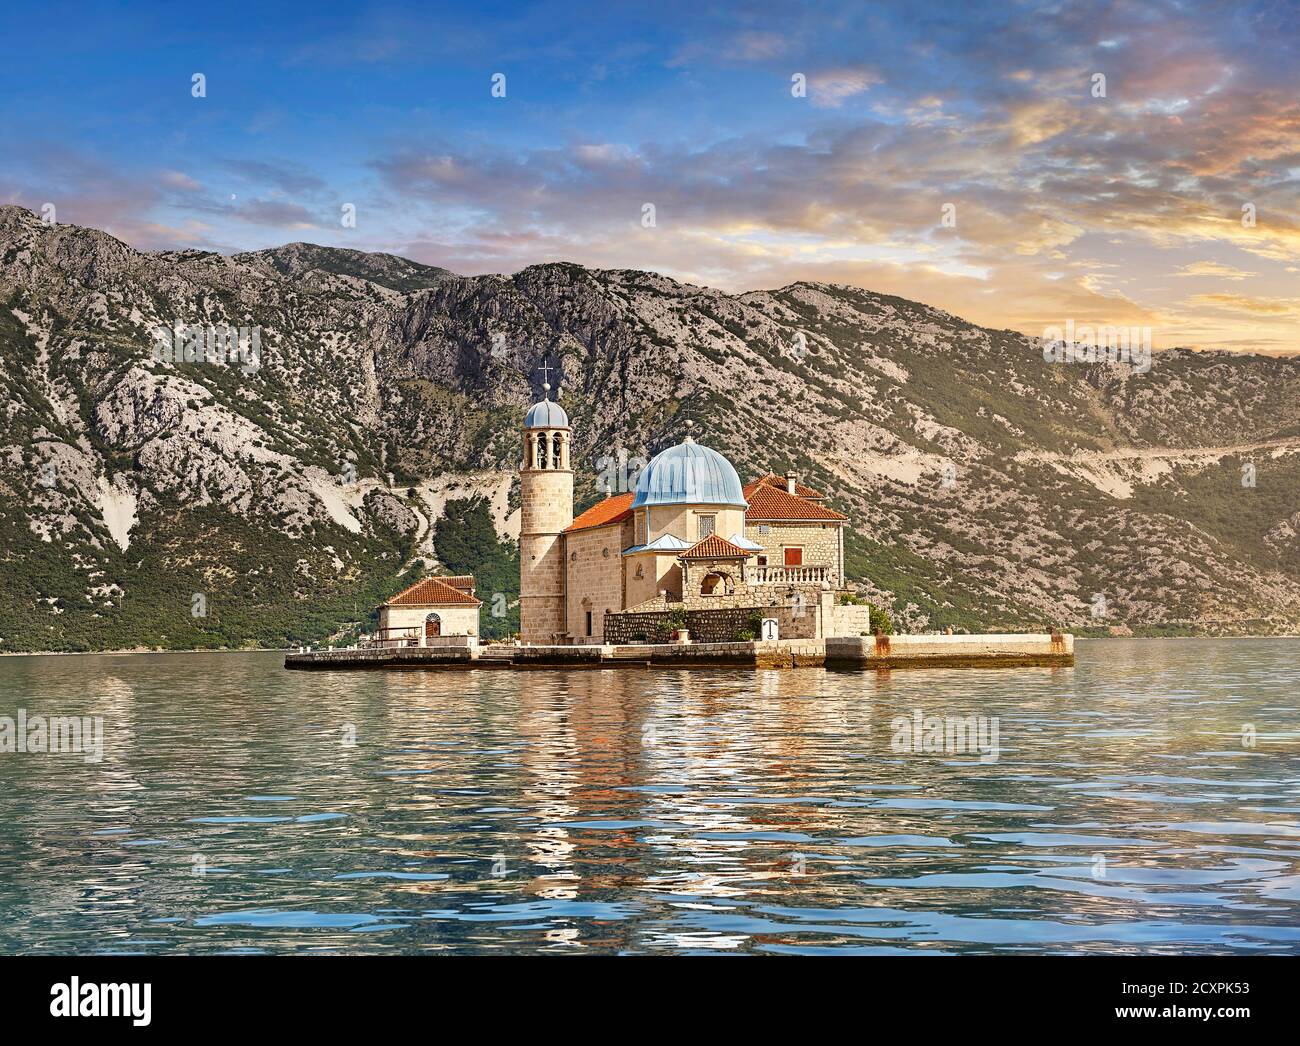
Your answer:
(635, 511), (646, 545)
(585, 611), (593, 637)
(783, 547), (803, 567)
(698, 514), (715, 538)
(756, 555), (767, 566)
(758, 524), (770, 535)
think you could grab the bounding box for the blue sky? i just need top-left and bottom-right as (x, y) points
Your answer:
(2, 0), (1298, 350)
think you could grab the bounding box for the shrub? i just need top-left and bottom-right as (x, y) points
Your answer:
(869, 605), (894, 635)
(735, 611), (763, 642)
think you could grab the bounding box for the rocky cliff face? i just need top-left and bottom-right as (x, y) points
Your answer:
(1, 203), (1297, 650)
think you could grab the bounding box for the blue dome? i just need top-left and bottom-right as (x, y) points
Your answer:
(632, 438), (746, 509)
(524, 399), (569, 429)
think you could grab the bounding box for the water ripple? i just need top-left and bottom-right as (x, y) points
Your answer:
(1, 638), (1297, 954)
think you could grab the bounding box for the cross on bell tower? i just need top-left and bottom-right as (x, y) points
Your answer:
(536, 359), (556, 398)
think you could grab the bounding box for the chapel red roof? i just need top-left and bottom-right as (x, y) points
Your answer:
(679, 534), (752, 559)
(564, 492), (635, 533)
(438, 576), (477, 592)
(385, 576), (482, 607)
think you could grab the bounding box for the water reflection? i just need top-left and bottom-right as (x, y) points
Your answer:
(0, 639), (1297, 954)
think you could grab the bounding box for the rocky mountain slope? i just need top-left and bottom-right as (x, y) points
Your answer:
(1, 203), (1297, 650)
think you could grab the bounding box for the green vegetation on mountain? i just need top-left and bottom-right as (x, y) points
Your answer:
(432, 497), (520, 640)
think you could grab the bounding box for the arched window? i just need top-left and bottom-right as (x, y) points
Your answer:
(536, 433), (548, 469)
(701, 571), (734, 596)
(552, 432), (563, 469)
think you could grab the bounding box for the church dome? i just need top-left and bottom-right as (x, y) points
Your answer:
(524, 398), (569, 429)
(632, 437), (746, 509)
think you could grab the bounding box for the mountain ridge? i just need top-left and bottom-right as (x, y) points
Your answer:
(1, 204), (1297, 650)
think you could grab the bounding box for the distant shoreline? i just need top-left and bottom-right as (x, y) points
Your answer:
(0, 647), (290, 657)
(3, 634), (1298, 657)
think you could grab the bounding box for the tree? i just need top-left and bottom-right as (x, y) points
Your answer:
(433, 497), (520, 639)
(869, 604), (894, 635)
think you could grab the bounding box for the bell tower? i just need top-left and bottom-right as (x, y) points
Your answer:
(518, 379), (573, 644)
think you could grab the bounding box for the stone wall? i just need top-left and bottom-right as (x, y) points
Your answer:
(564, 519), (631, 641)
(422, 634), (479, 649)
(647, 504), (745, 546)
(828, 603), (874, 637)
(623, 551), (683, 608)
(288, 632), (1074, 671)
(825, 632), (1074, 666)
(744, 521), (843, 579)
(625, 583), (826, 614)
(604, 602), (820, 644)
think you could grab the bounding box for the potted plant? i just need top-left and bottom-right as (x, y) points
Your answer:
(661, 608), (689, 643)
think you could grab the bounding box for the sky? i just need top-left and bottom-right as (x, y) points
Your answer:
(1, 0), (1298, 352)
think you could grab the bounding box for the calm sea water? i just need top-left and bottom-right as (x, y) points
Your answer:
(0, 639), (1297, 955)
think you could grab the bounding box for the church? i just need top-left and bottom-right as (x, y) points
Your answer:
(518, 383), (863, 645)
(368, 382), (873, 648)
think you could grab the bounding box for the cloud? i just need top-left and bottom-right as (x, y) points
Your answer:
(1186, 293), (1300, 315)
(1176, 261), (1257, 279)
(222, 159), (326, 196)
(809, 68), (882, 108)
(232, 199), (319, 228)
(160, 170), (203, 192)
(725, 30), (787, 61)
(11, 0), (1300, 352)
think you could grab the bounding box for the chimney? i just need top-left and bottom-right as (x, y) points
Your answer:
(785, 470), (797, 495)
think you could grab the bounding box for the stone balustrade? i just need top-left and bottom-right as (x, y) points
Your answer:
(752, 564), (831, 585)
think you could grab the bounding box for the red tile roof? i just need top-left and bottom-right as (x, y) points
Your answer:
(745, 483), (847, 522)
(744, 474), (826, 500)
(679, 533), (752, 559)
(385, 576), (482, 606)
(564, 492), (635, 533)
(438, 576), (476, 592)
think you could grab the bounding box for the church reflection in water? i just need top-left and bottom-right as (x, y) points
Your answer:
(502, 669), (878, 942)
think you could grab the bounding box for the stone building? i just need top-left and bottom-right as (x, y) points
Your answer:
(517, 387), (866, 644)
(376, 575), (482, 646)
